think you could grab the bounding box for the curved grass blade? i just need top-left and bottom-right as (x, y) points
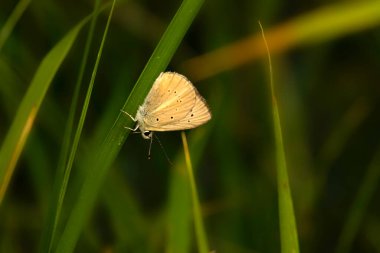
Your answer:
(166, 160), (192, 253)
(0, 0), (31, 52)
(259, 22), (300, 253)
(166, 116), (214, 253)
(39, 0), (104, 252)
(55, 0), (205, 252)
(181, 132), (209, 253)
(183, 1), (380, 81)
(0, 17), (89, 205)
(334, 147), (380, 253)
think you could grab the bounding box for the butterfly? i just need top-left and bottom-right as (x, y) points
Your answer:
(123, 72), (211, 139)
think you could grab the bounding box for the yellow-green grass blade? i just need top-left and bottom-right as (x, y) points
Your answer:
(55, 0), (205, 252)
(0, 0), (31, 52)
(260, 23), (300, 253)
(0, 17), (89, 205)
(166, 154), (192, 253)
(166, 127), (212, 253)
(181, 132), (209, 253)
(183, 0), (380, 81)
(0, 59), (65, 208)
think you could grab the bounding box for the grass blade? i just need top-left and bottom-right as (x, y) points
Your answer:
(55, 0), (205, 252)
(0, 0), (31, 52)
(181, 131), (209, 253)
(334, 147), (380, 253)
(166, 152), (192, 253)
(39, 1), (106, 252)
(183, 1), (380, 81)
(259, 22), (300, 253)
(166, 124), (213, 253)
(0, 17), (89, 205)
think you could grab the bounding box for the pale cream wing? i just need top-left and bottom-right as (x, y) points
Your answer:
(147, 92), (211, 131)
(144, 72), (211, 131)
(175, 92), (211, 128)
(142, 72), (200, 130)
(144, 72), (196, 116)
(142, 72), (188, 112)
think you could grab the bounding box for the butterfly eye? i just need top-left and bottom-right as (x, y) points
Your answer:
(143, 131), (152, 138)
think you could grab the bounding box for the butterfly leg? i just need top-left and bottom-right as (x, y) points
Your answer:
(120, 109), (136, 121)
(121, 109), (140, 132)
(125, 126), (139, 132)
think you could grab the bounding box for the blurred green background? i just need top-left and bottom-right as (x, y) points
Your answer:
(1, 0), (380, 252)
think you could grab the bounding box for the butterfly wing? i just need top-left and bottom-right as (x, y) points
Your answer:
(141, 72), (211, 131)
(167, 90), (212, 130)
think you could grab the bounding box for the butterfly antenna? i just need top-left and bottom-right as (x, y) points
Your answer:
(148, 134), (153, 159)
(154, 135), (173, 165)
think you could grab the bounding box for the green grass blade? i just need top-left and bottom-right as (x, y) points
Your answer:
(53, 0), (115, 248)
(318, 99), (370, 173)
(39, 1), (105, 252)
(0, 17), (89, 205)
(120, 0), (205, 116)
(181, 132), (209, 253)
(166, 162), (192, 253)
(166, 125), (213, 253)
(334, 147), (380, 253)
(294, 0), (380, 44)
(102, 169), (148, 251)
(55, 0), (205, 252)
(0, 0), (31, 52)
(259, 23), (300, 253)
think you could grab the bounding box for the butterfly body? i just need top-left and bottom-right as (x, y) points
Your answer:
(127, 72), (211, 139)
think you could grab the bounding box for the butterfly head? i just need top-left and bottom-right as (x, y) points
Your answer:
(142, 131), (152, 139)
